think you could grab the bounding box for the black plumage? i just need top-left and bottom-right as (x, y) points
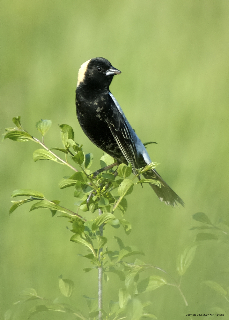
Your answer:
(75, 57), (184, 207)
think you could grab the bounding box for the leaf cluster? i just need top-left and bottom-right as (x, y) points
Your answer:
(5, 117), (157, 220)
(3, 117), (197, 319)
(191, 211), (229, 242)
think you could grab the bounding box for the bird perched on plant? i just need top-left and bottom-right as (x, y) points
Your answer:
(75, 57), (184, 207)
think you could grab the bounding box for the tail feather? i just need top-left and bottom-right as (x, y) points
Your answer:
(143, 169), (184, 207)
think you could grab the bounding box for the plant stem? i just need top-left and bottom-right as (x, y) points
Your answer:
(167, 283), (188, 306)
(32, 136), (79, 173)
(98, 208), (103, 320)
(177, 285), (188, 307)
(53, 202), (87, 222)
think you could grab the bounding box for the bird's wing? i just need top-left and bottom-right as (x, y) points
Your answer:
(107, 94), (184, 207)
(105, 92), (138, 172)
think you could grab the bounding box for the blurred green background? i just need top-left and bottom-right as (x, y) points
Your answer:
(1, 0), (229, 319)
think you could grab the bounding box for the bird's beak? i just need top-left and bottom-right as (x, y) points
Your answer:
(106, 67), (121, 76)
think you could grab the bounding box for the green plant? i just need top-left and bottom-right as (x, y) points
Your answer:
(190, 212), (229, 307)
(4, 117), (193, 320)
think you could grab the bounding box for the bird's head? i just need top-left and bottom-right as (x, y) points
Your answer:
(77, 57), (121, 90)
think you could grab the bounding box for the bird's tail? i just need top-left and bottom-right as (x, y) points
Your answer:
(143, 169), (184, 207)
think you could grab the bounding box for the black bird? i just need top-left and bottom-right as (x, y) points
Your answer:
(75, 57), (184, 207)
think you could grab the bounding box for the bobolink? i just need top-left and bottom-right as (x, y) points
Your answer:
(75, 57), (184, 207)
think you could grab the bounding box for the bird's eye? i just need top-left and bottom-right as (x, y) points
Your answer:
(97, 66), (102, 72)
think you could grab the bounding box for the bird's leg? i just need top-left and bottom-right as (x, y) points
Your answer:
(91, 162), (118, 177)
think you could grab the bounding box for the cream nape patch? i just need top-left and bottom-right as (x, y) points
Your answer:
(77, 59), (91, 86)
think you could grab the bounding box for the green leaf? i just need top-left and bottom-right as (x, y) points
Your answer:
(49, 199), (60, 217)
(117, 198), (128, 214)
(89, 203), (96, 213)
(11, 189), (45, 199)
(101, 173), (116, 181)
(114, 236), (125, 250)
(98, 196), (109, 207)
(125, 268), (142, 289)
(36, 119), (52, 136)
(118, 179), (134, 196)
(126, 298), (143, 320)
(177, 245), (197, 276)
(21, 287), (38, 297)
(196, 233), (218, 241)
(137, 275), (167, 294)
(72, 151), (84, 165)
(104, 272), (109, 282)
(30, 199), (57, 212)
(28, 305), (50, 319)
(4, 130), (34, 142)
(119, 288), (131, 309)
(72, 217), (85, 235)
(51, 147), (69, 154)
(101, 204), (112, 213)
(59, 277), (74, 297)
(59, 124), (74, 139)
(140, 162), (158, 173)
(81, 184), (93, 194)
(9, 198), (32, 214)
(192, 212), (212, 225)
(58, 178), (77, 189)
(134, 258), (146, 266)
(59, 124), (74, 147)
(84, 153), (93, 168)
(81, 253), (95, 261)
(33, 149), (58, 162)
(72, 172), (88, 183)
(74, 188), (85, 199)
(78, 203), (88, 212)
(67, 139), (82, 152)
(204, 280), (227, 296)
(71, 234), (96, 256)
(119, 218), (132, 234)
(20, 288), (42, 301)
(83, 268), (93, 273)
(83, 295), (98, 313)
(100, 160), (107, 168)
(12, 116), (22, 129)
(141, 313), (157, 319)
(107, 267), (125, 281)
(117, 248), (143, 262)
(118, 163), (132, 178)
(108, 301), (117, 314)
(100, 153), (114, 166)
(98, 236), (107, 249)
(29, 199), (75, 219)
(110, 218), (120, 229)
(92, 213), (115, 230)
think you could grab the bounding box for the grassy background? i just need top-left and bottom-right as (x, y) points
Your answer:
(1, 0), (229, 318)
